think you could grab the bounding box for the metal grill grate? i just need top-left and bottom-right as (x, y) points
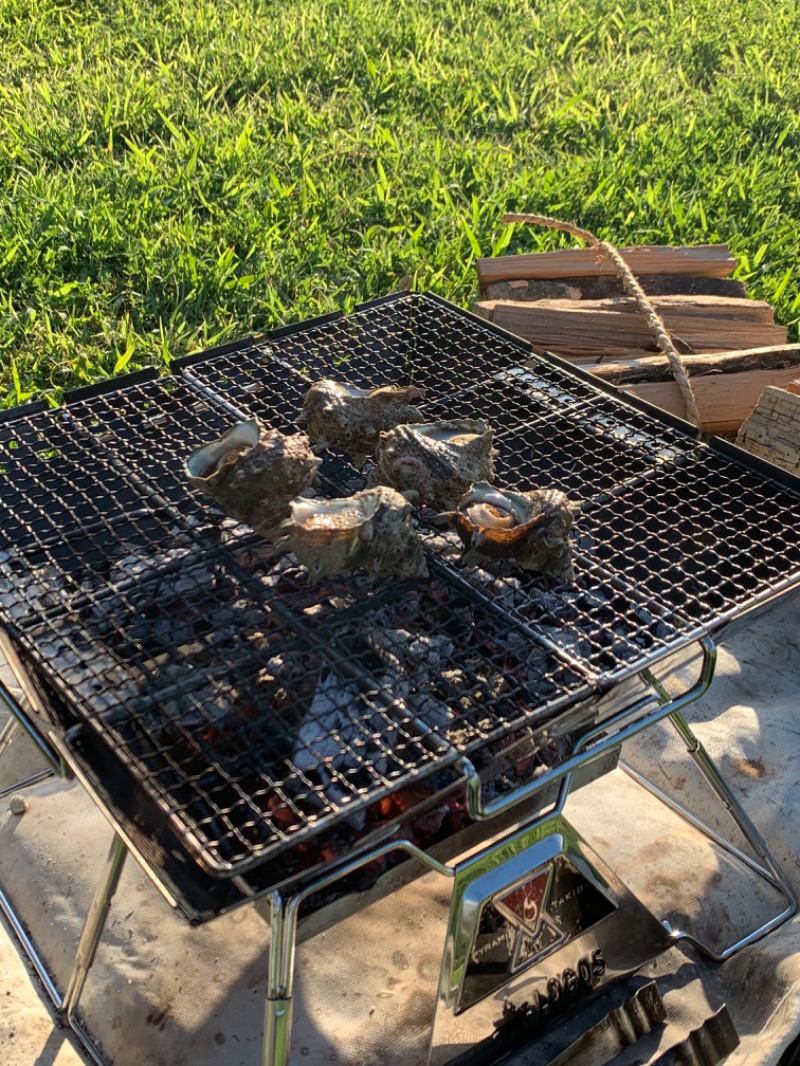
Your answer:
(3, 292), (800, 877)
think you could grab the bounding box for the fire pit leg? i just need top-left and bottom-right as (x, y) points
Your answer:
(0, 665), (61, 792)
(0, 716), (53, 797)
(620, 709), (797, 960)
(0, 714), (18, 755)
(264, 889), (300, 1066)
(60, 834), (128, 1030)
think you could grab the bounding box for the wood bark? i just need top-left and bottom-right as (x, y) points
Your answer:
(474, 296), (787, 356)
(622, 368), (800, 436)
(477, 244), (737, 285)
(587, 344), (800, 384)
(483, 275), (747, 302)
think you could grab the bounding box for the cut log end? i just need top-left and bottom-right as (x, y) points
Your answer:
(736, 385), (800, 472)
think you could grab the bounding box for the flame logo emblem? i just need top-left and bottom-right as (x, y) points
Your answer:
(494, 867), (552, 939)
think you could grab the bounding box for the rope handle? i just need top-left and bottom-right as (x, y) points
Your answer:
(502, 212), (702, 432)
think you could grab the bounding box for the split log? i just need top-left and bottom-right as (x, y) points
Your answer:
(736, 386), (800, 472)
(483, 275), (747, 303)
(563, 349), (681, 364)
(622, 368), (800, 437)
(474, 296), (787, 356)
(588, 344), (800, 385)
(477, 244), (737, 286)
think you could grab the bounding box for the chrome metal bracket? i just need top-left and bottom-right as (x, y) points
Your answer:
(428, 813), (674, 1066)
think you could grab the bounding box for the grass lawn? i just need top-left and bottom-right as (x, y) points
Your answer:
(2, 0), (800, 407)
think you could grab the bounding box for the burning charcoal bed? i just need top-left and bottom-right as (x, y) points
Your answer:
(2, 292), (800, 1066)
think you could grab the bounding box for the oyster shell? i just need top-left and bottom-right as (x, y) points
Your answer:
(280, 485), (428, 583)
(302, 379), (426, 466)
(185, 419), (320, 538)
(368, 419), (494, 509)
(436, 482), (578, 582)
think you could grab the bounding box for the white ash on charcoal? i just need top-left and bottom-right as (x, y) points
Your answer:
(464, 565), (526, 612)
(152, 685), (239, 734)
(366, 630), (456, 724)
(402, 689), (454, 734)
(105, 516), (205, 583)
(234, 548), (297, 585)
(108, 546), (193, 587)
(292, 670), (396, 830)
(255, 651), (323, 727)
(369, 660), (455, 737)
(32, 632), (142, 718)
(304, 770), (369, 831)
(92, 559), (270, 670)
(537, 624), (593, 661)
(369, 587), (474, 633)
(359, 592), (581, 744)
(0, 553), (70, 620)
(292, 672), (389, 779)
(367, 627), (455, 678)
(362, 623), (506, 741)
(519, 582), (675, 660)
(134, 649), (322, 753)
(434, 551), (673, 667)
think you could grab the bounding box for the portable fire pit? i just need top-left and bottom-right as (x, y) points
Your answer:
(0, 292), (799, 1066)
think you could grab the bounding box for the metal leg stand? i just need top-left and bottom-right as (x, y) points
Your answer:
(0, 715), (18, 755)
(60, 834), (128, 1063)
(264, 889), (301, 1066)
(261, 840), (454, 1066)
(621, 709), (797, 961)
(0, 684), (57, 797)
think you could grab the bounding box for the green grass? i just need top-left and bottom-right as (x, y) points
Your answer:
(3, 0), (800, 407)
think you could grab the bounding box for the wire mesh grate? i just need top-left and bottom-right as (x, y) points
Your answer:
(3, 292), (800, 876)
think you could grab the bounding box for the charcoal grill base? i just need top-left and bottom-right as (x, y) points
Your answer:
(1, 638), (795, 1066)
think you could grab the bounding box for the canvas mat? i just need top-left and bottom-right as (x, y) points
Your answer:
(0, 590), (798, 1066)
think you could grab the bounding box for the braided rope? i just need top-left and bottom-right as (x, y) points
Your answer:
(502, 212), (702, 431)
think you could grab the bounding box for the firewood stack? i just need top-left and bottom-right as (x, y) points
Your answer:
(474, 243), (800, 437)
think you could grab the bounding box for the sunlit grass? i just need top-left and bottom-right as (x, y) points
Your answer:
(2, 0), (800, 406)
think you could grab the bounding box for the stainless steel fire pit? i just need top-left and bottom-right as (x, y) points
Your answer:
(0, 292), (798, 1066)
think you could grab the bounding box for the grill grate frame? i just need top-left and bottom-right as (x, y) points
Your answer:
(3, 291), (800, 876)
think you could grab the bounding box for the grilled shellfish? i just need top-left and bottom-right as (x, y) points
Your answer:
(436, 482), (578, 582)
(185, 419), (320, 539)
(280, 485), (428, 583)
(368, 419), (494, 510)
(302, 379), (426, 466)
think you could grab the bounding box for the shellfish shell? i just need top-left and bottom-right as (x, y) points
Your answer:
(302, 379), (426, 466)
(368, 419), (495, 509)
(437, 482), (578, 582)
(185, 419), (320, 539)
(281, 485), (428, 583)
